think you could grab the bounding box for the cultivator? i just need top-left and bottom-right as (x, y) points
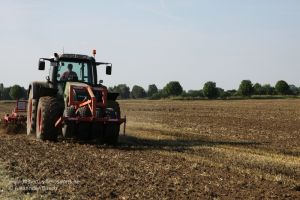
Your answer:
(55, 84), (126, 134)
(1, 100), (27, 125)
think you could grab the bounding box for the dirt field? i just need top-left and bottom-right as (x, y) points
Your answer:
(0, 100), (299, 199)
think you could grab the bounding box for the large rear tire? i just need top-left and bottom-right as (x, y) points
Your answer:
(36, 97), (63, 141)
(103, 123), (120, 145)
(103, 101), (121, 145)
(27, 89), (37, 136)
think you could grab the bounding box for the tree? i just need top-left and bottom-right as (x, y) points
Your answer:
(9, 85), (23, 100)
(238, 80), (253, 96)
(221, 91), (233, 98)
(253, 83), (263, 95)
(226, 89), (238, 97)
(131, 85), (146, 99)
(21, 87), (28, 99)
(275, 80), (290, 95)
(203, 81), (218, 99)
(217, 87), (225, 98)
(2, 87), (11, 100)
(187, 90), (204, 98)
(261, 84), (275, 95)
(149, 92), (162, 100)
(0, 83), (3, 100)
(147, 84), (158, 97)
(289, 85), (300, 95)
(163, 81), (183, 96)
(109, 84), (130, 99)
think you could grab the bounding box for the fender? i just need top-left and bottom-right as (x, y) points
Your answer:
(28, 81), (58, 99)
(107, 92), (119, 101)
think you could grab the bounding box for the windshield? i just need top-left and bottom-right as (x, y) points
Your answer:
(57, 60), (92, 84)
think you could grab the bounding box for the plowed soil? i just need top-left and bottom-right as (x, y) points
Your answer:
(0, 100), (299, 199)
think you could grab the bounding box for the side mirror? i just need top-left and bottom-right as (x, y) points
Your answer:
(38, 60), (45, 70)
(106, 65), (112, 75)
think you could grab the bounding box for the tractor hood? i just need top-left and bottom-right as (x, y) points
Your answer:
(64, 82), (91, 103)
(63, 82), (108, 106)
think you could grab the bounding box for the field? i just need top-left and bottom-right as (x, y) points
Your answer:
(0, 99), (299, 199)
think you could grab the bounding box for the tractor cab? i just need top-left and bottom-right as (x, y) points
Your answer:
(38, 52), (112, 88)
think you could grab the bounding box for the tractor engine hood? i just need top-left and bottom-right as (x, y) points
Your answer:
(64, 82), (107, 106)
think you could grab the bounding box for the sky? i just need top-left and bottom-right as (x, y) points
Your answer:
(0, 0), (299, 90)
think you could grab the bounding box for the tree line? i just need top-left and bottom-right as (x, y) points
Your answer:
(0, 83), (27, 100)
(109, 80), (300, 100)
(0, 80), (296, 101)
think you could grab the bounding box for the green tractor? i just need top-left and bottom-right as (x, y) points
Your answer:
(26, 51), (126, 144)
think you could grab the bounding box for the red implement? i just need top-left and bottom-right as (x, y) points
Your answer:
(1, 100), (27, 125)
(55, 85), (126, 134)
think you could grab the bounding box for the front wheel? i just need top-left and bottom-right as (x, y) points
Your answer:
(76, 106), (91, 140)
(36, 97), (63, 141)
(62, 106), (76, 138)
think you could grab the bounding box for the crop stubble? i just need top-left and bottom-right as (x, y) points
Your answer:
(0, 99), (299, 199)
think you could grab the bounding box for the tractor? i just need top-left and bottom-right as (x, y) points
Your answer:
(26, 50), (126, 144)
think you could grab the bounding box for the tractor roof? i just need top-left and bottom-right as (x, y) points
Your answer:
(58, 53), (94, 61)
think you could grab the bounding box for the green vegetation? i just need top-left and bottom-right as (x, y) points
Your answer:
(98, 79), (300, 100)
(162, 81), (183, 97)
(275, 80), (290, 95)
(1, 79), (298, 101)
(9, 85), (23, 100)
(0, 83), (27, 100)
(109, 84), (130, 99)
(147, 84), (158, 98)
(131, 85), (146, 99)
(253, 83), (263, 95)
(203, 81), (218, 99)
(238, 80), (253, 96)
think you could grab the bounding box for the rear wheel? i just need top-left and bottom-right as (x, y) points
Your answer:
(103, 101), (121, 145)
(103, 123), (120, 145)
(27, 89), (37, 136)
(36, 97), (63, 141)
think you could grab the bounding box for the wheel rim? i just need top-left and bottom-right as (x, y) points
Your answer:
(29, 99), (32, 124)
(38, 108), (42, 133)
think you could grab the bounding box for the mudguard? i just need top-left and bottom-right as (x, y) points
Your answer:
(28, 82), (58, 99)
(107, 92), (119, 101)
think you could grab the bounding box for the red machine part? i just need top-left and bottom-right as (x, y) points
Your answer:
(55, 85), (126, 134)
(1, 100), (27, 125)
(68, 85), (107, 116)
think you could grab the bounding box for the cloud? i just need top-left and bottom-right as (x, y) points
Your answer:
(136, 0), (182, 22)
(159, 0), (167, 10)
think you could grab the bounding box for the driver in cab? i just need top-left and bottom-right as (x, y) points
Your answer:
(60, 64), (78, 81)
